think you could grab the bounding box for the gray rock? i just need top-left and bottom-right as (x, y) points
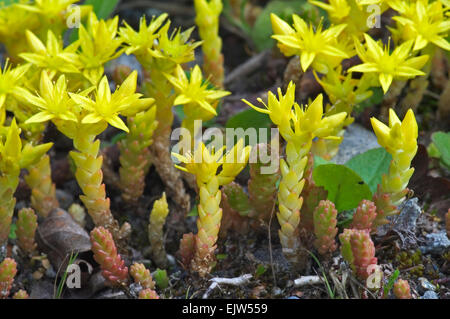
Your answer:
(377, 198), (422, 242)
(420, 230), (450, 254)
(419, 277), (436, 292)
(0, 244), (6, 262)
(30, 280), (54, 299)
(105, 54), (143, 84)
(95, 289), (128, 299)
(56, 189), (74, 210)
(421, 291), (439, 299)
(272, 287), (282, 296)
(332, 124), (380, 165)
(129, 283), (143, 299)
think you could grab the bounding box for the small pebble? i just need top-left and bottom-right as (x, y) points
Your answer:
(419, 277), (436, 292)
(421, 291), (439, 299)
(420, 231), (450, 254)
(272, 287), (282, 296)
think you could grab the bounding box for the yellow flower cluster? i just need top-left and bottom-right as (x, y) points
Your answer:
(173, 140), (251, 276)
(371, 109), (418, 226)
(244, 83), (346, 268)
(270, 0), (446, 160)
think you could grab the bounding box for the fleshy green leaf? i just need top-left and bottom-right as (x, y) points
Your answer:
(187, 205), (198, 217)
(344, 148), (392, 194)
(226, 108), (272, 146)
(250, 1), (319, 51)
(355, 87), (384, 113)
(255, 264), (267, 277)
(383, 269), (400, 298)
(84, 0), (119, 19)
(9, 223), (16, 240)
(0, 0), (19, 7)
(153, 269), (169, 289)
(430, 131), (450, 169)
(312, 164), (372, 212)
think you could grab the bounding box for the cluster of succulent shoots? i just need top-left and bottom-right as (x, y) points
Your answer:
(0, 0), (232, 296)
(271, 0), (449, 159)
(0, 0), (444, 299)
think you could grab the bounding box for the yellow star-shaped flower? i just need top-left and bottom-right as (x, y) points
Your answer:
(20, 30), (80, 75)
(390, 0), (450, 51)
(347, 34), (429, 93)
(165, 64), (230, 116)
(0, 60), (30, 109)
(70, 71), (154, 132)
(271, 13), (349, 72)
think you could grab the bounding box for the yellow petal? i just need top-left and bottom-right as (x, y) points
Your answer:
(106, 115), (129, 132)
(379, 73), (393, 93)
(370, 117), (391, 147)
(300, 51), (316, 72)
(388, 108), (401, 128)
(25, 111), (54, 124)
(271, 13), (295, 35)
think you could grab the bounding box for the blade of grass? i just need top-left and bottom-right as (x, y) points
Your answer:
(307, 249), (335, 299)
(54, 251), (79, 299)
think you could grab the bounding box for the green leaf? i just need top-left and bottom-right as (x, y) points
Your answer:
(312, 164), (372, 212)
(110, 132), (127, 145)
(255, 264), (267, 277)
(225, 108), (272, 146)
(313, 155), (331, 168)
(250, 1), (318, 51)
(0, 0), (19, 7)
(8, 223), (16, 239)
(216, 254), (228, 260)
(84, 0), (119, 19)
(187, 205), (198, 217)
(355, 87), (384, 113)
(431, 131), (450, 169)
(383, 269), (400, 298)
(344, 148), (392, 194)
(154, 269), (169, 289)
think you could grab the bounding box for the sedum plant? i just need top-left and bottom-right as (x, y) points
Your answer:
(0, 61), (58, 218)
(244, 82), (346, 269)
(347, 35), (428, 94)
(194, 0), (225, 88)
(222, 143), (280, 225)
(313, 200), (338, 256)
(393, 279), (412, 299)
(351, 199), (378, 231)
(0, 0), (91, 61)
(173, 140), (251, 276)
(130, 262), (155, 290)
(165, 64), (230, 144)
(370, 109), (418, 227)
(76, 13), (124, 86)
(148, 193), (170, 268)
(90, 227), (128, 286)
(339, 228), (377, 280)
(24, 154), (59, 217)
(16, 208), (38, 256)
(23, 71), (153, 242)
(118, 105), (158, 205)
(139, 289), (160, 299)
(0, 257), (17, 299)
(0, 119), (52, 246)
(120, 14), (201, 213)
(270, 1), (432, 159)
(12, 289), (29, 299)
